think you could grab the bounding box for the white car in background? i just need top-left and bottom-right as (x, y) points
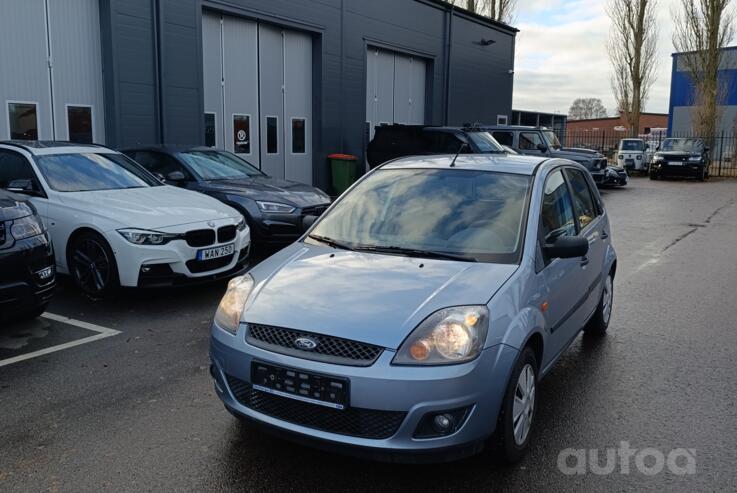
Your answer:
(616, 138), (649, 173)
(0, 142), (250, 295)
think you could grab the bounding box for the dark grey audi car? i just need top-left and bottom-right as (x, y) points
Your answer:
(121, 146), (331, 250)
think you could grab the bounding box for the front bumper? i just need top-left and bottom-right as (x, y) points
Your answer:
(651, 162), (704, 177)
(106, 224), (251, 287)
(0, 233), (56, 315)
(210, 323), (520, 462)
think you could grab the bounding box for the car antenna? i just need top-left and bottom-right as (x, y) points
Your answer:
(449, 141), (468, 167)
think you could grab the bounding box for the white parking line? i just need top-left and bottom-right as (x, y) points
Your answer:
(0, 313), (121, 368)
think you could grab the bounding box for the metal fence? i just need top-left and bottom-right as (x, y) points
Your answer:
(556, 130), (737, 177)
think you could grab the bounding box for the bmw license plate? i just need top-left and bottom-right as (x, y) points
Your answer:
(197, 243), (234, 260)
(251, 361), (349, 410)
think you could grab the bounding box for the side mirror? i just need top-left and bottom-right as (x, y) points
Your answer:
(544, 236), (589, 259)
(537, 143), (548, 153)
(301, 214), (318, 232)
(166, 171), (186, 183)
(6, 179), (39, 196)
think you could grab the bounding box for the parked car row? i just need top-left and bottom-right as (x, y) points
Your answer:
(367, 124), (627, 188)
(0, 141), (330, 311)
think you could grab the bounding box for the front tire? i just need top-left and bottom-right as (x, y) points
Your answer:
(697, 167), (706, 182)
(494, 346), (538, 463)
(68, 232), (119, 297)
(584, 273), (613, 336)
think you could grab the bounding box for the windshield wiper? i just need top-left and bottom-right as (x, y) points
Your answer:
(352, 245), (477, 262)
(307, 234), (353, 250)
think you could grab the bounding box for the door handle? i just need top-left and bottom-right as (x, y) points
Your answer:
(580, 255), (590, 266)
(601, 230), (609, 240)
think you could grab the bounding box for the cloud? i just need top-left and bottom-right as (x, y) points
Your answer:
(512, 0), (680, 115)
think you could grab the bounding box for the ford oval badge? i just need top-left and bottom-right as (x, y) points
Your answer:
(294, 337), (317, 350)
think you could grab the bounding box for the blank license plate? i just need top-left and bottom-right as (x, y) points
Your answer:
(197, 243), (234, 260)
(668, 161), (683, 166)
(252, 361), (349, 410)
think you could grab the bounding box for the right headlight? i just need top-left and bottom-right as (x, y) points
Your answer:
(214, 274), (255, 334)
(10, 214), (45, 240)
(256, 201), (295, 214)
(653, 154), (665, 162)
(392, 306), (489, 366)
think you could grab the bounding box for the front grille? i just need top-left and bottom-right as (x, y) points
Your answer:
(226, 375), (406, 439)
(185, 229), (215, 247)
(247, 324), (383, 366)
(302, 204), (330, 216)
(0, 222), (6, 246)
(186, 254), (234, 273)
(218, 225), (236, 243)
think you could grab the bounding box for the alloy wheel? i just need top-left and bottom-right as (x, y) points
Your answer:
(602, 275), (613, 325)
(512, 363), (536, 445)
(72, 238), (111, 294)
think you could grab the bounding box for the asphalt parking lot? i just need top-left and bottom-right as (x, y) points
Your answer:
(1, 176), (736, 492)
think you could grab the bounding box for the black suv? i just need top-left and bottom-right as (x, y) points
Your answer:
(0, 189), (55, 322)
(366, 125), (505, 168)
(484, 125), (609, 185)
(650, 138), (710, 181)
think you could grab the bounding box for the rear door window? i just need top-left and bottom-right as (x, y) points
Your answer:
(563, 168), (598, 229)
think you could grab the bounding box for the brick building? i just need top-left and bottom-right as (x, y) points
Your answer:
(565, 112), (668, 135)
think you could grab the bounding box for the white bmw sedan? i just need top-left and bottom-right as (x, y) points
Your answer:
(0, 141), (250, 295)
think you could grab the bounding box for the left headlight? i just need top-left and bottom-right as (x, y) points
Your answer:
(393, 306), (489, 366)
(214, 274), (255, 334)
(10, 214), (44, 240)
(688, 155), (701, 162)
(256, 201), (295, 214)
(117, 228), (178, 245)
(236, 216), (247, 231)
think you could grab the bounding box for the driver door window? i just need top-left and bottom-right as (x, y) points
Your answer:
(540, 170), (576, 263)
(519, 132), (545, 153)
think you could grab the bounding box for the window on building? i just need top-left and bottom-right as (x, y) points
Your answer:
(204, 113), (216, 147)
(67, 106), (93, 144)
(292, 118), (306, 154)
(266, 116), (278, 154)
(8, 103), (38, 140)
(233, 114), (250, 154)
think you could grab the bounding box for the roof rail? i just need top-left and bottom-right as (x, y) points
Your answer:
(0, 141), (31, 152)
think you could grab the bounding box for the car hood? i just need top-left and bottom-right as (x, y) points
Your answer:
(553, 147), (605, 159)
(0, 191), (34, 221)
(243, 244), (518, 349)
(197, 176), (330, 208)
(57, 186), (240, 230)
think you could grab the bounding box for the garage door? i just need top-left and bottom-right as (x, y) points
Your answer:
(0, 0), (105, 143)
(202, 12), (312, 184)
(366, 47), (426, 139)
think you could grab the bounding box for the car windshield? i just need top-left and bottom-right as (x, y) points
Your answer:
(35, 153), (160, 192)
(660, 139), (702, 153)
(467, 132), (505, 153)
(308, 168), (531, 263)
(543, 131), (562, 150)
(178, 150), (264, 180)
(620, 140), (644, 151)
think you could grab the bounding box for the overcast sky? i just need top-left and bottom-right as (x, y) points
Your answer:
(512, 0), (679, 116)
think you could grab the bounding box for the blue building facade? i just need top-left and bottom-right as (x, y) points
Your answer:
(668, 46), (737, 136)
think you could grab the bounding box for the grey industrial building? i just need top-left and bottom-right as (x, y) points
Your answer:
(1, 0), (517, 189)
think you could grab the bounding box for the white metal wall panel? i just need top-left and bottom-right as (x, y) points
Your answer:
(47, 0), (105, 143)
(284, 30), (312, 184)
(365, 48), (395, 139)
(223, 16), (259, 164)
(408, 56), (426, 124)
(202, 11), (224, 149)
(258, 24), (285, 179)
(0, 0), (52, 140)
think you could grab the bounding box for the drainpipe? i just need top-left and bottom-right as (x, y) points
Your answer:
(443, 5), (454, 125)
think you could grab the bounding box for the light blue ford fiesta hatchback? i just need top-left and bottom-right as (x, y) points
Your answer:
(210, 154), (616, 463)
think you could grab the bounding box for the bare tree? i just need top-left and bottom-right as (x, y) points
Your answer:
(673, 0), (736, 138)
(446, 0), (517, 24)
(608, 0), (659, 136)
(568, 98), (609, 120)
